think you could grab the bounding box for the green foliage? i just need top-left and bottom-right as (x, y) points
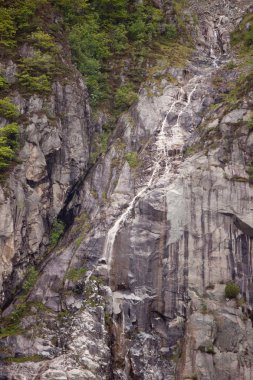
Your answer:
(72, 212), (91, 247)
(0, 146), (16, 170)
(110, 24), (129, 53)
(125, 151), (139, 169)
(53, 0), (89, 23)
(18, 73), (51, 94)
(18, 51), (58, 95)
(0, 322), (23, 338)
(49, 220), (65, 247)
(65, 267), (87, 282)
(102, 191), (107, 202)
(22, 267), (39, 295)
(0, 98), (19, 119)
(0, 0), (49, 54)
(12, 0), (38, 33)
(90, 132), (110, 164)
(0, 300), (47, 339)
(0, 0), (181, 112)
(200, 302), (208, 314)
(0, 75), (8, 90)
(0, 122), (19, 171)
(29, 30), (58, 53)
(0, 7), (16, 51)
(164, 24), (177, 40)
(0, 123), (19, 149)
(4, 355), (44, 363)
(247, 120), (253, 131)
(229, 13), (253, 107)
(115, 85), (138, 111)
(223, 71), (253, 108)
(231, 13), (253, 50)
(69, 18), (111, 104)
(58, 0), (177, 107)
(172, 0), (188, 34)
(225, 282), (240, 299)
(0, 302), (27, 338)
(236, 297), (245, 308)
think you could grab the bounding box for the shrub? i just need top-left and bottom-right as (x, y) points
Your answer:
(0, 8), (16, 51)
(225, 282), (240, 299)
(247, 120), (253, 131)
(110, 24), (129, 53)
(0, 75), (8, 90)
(0, 122), (19, 149)
(22, 267), (39, 295)
(231, 13), (253, 50)
(58, 0), (175, 108)
(125, 151), (139, 168)
(12, 0), (39, 34)
(29, 30), (58, 53)
(17, 51), (58, 94)
(115, 85), (138, 111)
(164, 23), (177, 40)
(53, 0), (89, 23)
(0, 98), (19, 119)
(49, 220), (65, 247)
(0, 123), (19, 171)
(65, 267), (87, 282)
(18, 73), (51, 95)
(200, 302), (208, 314)
(0, 146), (16, 170)
(69, 19), (111, 104)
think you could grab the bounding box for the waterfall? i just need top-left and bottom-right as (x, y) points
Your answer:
(100, 13), (226, 279)
(102, 77), (205, 275)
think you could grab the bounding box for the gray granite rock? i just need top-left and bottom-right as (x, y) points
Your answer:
(1, 0), (253, 379)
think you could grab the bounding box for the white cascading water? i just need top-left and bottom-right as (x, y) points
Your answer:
(102, 77), (202, 273)
(101, 14), (226, 277)
(99, 13), (230, 379)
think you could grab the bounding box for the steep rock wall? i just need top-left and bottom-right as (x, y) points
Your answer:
(0, 43), (91, 304)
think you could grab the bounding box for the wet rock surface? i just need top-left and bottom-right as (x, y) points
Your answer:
(1, 0), (253, 379)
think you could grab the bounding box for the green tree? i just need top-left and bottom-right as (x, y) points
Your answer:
(0, 123), (19, 170)
(0, 75), (8, 90)
(0, 8), (16, 51)
(0, 98), (19, 119)
(29, 30), (58, 52)
(18, 51), (58, 94)
(69, 18), (111, 104)
(110, 24), (129, 53)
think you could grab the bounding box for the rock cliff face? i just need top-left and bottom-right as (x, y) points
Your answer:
(0, 48), (91, 304)
(1, 0), (253, 379)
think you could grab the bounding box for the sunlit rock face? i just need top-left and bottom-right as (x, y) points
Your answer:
(1, 0), (253, 379)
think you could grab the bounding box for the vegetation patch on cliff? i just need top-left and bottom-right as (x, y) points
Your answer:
(49, 220), (65, 248)
(56, 0), (179, 109)
(0, 99), (20, 177)
(225, 282), (240, 299)
(223, 12), (253, 106)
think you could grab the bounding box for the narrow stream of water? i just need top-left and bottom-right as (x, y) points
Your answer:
(102, 16), (226, 278)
